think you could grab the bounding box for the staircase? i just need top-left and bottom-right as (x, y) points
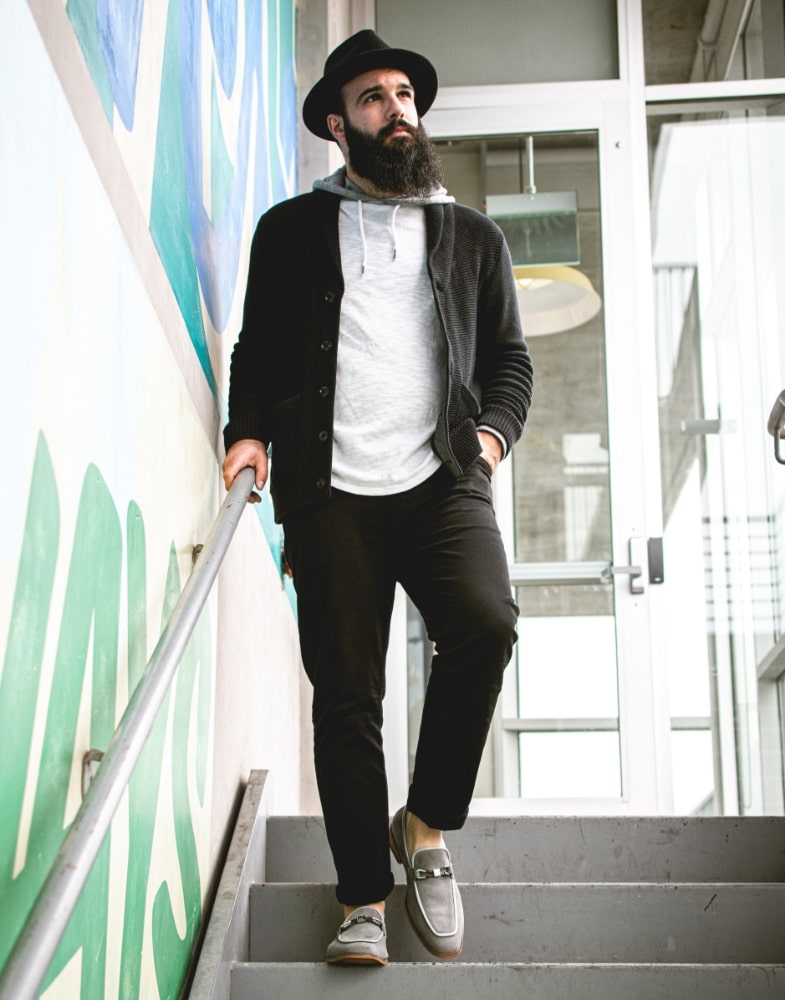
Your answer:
(191, 771), (785, 999)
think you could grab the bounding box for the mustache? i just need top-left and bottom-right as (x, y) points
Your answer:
(379, 118), (417, 140)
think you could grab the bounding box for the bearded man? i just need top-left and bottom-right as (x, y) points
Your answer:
(222, 29), (533, 966)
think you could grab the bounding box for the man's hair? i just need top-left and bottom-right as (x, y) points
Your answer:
(333, 93), (348, 119)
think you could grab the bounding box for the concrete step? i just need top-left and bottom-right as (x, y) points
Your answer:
(248, 881), (785, 965)
(231, 961), (785, 1000)
(190, 777), (785, 1000)
(264, 814), (785, 884)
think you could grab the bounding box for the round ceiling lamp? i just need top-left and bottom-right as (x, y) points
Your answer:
(514, 265), (602, 336)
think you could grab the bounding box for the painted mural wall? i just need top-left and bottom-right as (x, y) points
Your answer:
(0, 1), (301, 997)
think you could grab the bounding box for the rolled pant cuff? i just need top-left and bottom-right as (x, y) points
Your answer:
(405, 797), (469, 833)
(335, 870), (395, 907)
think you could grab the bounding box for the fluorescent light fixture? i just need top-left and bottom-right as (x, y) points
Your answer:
(514, 265), (602, 336)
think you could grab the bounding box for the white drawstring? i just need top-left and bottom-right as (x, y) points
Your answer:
(356, 201), (401, 274)
(357, 201), (367, 274)
(390, 204), (399, 260)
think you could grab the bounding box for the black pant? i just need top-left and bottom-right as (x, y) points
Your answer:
(282, 461), (518, 904)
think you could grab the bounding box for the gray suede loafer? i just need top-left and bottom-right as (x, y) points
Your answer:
(389, 806), (464, 959)
(325, 906), (388, 966)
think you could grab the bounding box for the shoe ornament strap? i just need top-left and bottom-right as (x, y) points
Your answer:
(411, 865), (454, 881)
(341, 912), (384, 930)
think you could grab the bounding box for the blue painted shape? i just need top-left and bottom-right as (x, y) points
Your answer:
(254, 501), (297, 616)
(149, 0), (217, 396)
(178, 0), (267, 336)
(267, 0), (298, 205)
(96, 0), (145, 130)
(64, 0), (299, 584)
(66, 0), (298, 394)
(206, 0), (238, 96)
(210, 70), (233, 227)
(66, 0), (115, 122)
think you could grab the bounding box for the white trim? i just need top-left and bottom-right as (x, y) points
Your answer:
(430, 79), (627, 122)
(470, 797), (647, 817)
(617, 0), (644, 90)
(646, 78), (785, 105)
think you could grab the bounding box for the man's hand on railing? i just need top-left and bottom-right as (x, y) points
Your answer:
(223, 438), (269, 503)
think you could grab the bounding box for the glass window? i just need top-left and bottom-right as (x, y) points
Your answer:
(649, 104), (785, 813)
(376, 0), (618, 86)
(643, 0), (785, 85)
(671, 730), (715, 813)
(519, 732), (621, 798)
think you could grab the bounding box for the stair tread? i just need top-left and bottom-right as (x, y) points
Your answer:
(235, 961), (785, 970)
(231, 960), (785, 1000)
(264, 815), (785, 884)
(248, 881), (785, 964)
(256, 878), (785, 887)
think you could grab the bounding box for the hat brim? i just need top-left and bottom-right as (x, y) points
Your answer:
(303, 47), (438, 141)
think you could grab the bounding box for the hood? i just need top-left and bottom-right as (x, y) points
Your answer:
(313, 167), (454, 205)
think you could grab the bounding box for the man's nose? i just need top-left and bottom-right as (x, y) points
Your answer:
(387, 95), (406, 118)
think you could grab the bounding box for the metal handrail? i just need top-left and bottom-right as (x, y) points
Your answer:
(0, 467), (256, 1000)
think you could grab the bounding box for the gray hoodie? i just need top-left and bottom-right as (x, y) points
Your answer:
(311, 168), (453, 495)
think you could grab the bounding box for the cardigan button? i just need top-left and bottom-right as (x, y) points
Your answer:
(318, 430), (329, 442)
(319, 385), (330, 397)
(320, 340), (333, 352)
(324, 290), (336, 302)
(316, 477), (327, 489)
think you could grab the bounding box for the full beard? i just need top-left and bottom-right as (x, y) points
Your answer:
(343, 118), (445, 197)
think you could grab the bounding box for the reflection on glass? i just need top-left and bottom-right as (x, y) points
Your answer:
(517, 611), (618, 720)
(433, 132), (621, 800)
(671, 731), (715, 814)
(642, 0), (785, 85)
(650, 108), (785, 814)
(406, 599), (431, 783)
(519, 732), (621, 798)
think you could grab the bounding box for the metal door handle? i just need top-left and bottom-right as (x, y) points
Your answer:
(602, 537), (645, 594)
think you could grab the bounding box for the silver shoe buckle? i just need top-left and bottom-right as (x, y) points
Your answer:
(342, 912), (383, 930)
(414, 865), (453, 880)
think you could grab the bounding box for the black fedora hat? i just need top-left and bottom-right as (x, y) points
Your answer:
(303, 29), (438, 141)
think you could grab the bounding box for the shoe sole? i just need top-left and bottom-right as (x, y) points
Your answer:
(388, 825), (464, 960)
(326, 953), (388, 966)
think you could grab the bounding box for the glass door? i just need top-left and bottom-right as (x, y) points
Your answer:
(435, 130), (621, 802)
(408, 88), (672, 814)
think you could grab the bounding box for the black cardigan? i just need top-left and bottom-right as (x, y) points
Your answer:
(224, 189), (533, 522)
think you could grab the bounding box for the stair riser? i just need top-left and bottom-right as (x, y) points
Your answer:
(231, 962), (785, 1000)
(249, 882), (785, 964)
(265, 815), (785, 884)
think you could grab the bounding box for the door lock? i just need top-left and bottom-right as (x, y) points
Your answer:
(603, 537), (645, 595)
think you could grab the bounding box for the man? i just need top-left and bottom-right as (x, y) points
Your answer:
(222, 30), (533, 966)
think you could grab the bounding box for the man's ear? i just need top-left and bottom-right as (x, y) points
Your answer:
(326, 113), (344, 141)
